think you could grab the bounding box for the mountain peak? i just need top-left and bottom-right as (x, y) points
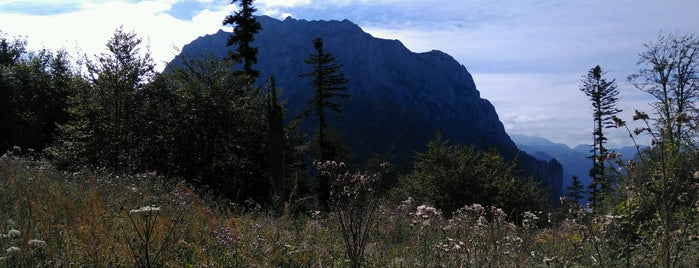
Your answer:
(172, 16), (562, 198)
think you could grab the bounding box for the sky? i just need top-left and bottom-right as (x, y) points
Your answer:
(1, 0), (698, 148)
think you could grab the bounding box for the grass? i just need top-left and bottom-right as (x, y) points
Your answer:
(1, 153), (698, 267)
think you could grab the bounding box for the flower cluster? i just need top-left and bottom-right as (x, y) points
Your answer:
(214, 226), (237, 246)
(412, 205), (442, 228)
(129, 205), (161, 215)
(315, 160), (387, 204)
(415, 205), (441, 219)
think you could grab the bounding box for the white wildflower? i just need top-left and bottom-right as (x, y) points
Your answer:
(28, 239), (47, 247)
(415, 205), (441, 218)
(7, 229), (20, 238)
(129, 206), (161, 215)
(6, 246), (20, 255)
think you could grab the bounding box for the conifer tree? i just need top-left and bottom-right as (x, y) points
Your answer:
(223, 0), (262, 79)
(299, 37), (348, 209)
(299, 37), (349, 162)
(579, 65), (621, 208)
(565, 176), (585, 207)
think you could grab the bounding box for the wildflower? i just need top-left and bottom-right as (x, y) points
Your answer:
(674, 113), (691, 124)
(632, 110), (649, 121)
(6, 246), (20, 255)
(611, 115), (625, 127)
(522, 211), (540, 228)
(28, 239), (47, 247)
(7, 229), (20, 238)
(633, 127), (647, 135)
(415, 205), (441, 218)
(214, 227), (235, 246)
(689, 235), (699, 242)
(129, 206), (161, 215)
(543, 256), (555, 265)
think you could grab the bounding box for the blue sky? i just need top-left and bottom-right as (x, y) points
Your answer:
(1, 0), (698, 148)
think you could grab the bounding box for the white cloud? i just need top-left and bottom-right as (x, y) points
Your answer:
(2, 0), (696, 147)
(0, 0), (231, 71)
(257, 0), (312, 8)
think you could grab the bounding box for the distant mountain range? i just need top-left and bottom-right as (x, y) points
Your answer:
(168, 15), (563, 199)
(511, 134), (643, 194)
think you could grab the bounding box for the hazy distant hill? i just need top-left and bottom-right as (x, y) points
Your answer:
(169, 15), (562, 198)
(511, 134), (643, 195)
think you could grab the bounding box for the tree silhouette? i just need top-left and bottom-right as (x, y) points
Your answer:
(579, 65), (621, 207)
(299, 37), (348, 209)
(223, 0), (262, 79)
(299, 37), (349, 162)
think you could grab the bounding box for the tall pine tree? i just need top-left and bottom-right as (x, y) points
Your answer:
(299, 37), (348, 209)
(299, 37), (349, 162)
(223, 0), (262, 79)
(579, 65), (621, 208)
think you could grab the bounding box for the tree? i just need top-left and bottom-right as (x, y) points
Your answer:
(299, 37), (349, 208)
(0, 31), (72, 154)
(154, 55), (272, 203)
(266, 76), (286, 200)
(628, 33), (699, 148)
(623, 33), (699, 267)
(579, 65), (621, 208)
(223, 0), (262, 79)
(51, 27), (155, 171)
(299, 37), (349, 162)
(564, 176), (585, 207)
(402, 135), (548, 218)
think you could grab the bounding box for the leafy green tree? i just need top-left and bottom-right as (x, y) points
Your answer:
(579, 65), (621, 207)
(620, 33), (699, 267)
(51, 27), (155, 171)
(0, 31), (73, 154)
(628, 33), (699, 148)
(223, 0), (262, 79)
(402, 135), (548, 218)
(154, 55), (272, 202)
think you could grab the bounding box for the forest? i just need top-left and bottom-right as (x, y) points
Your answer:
(1, 0), (699, 267)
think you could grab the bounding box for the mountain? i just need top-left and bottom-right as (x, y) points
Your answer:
(511, 134), (644, 197)
(169, 16), (562, 199)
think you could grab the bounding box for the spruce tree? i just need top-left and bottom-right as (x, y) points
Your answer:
(299, 37), (349, 162)
(299, 37), (348, 209)
(565, 176), (585, 207)
(223, 0), (262, 79)
(579, 65), (621, 208)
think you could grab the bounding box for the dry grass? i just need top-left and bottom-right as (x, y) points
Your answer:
(1, 153), (698, 267)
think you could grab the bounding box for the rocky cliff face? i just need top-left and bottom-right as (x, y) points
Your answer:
(170, 15), (562, 198)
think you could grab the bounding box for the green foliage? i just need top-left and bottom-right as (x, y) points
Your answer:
(154, 55), (271, 202)
(0, 34), (73, 154)
(579, 65), (621, 206)
(223, 0), (262, 79)
(628, 33), (699, 146)
(401, 135), (549, 218)
(299, 37), (349, 162)
(595, 33), (699, 267)
(50, 27), (156, 171)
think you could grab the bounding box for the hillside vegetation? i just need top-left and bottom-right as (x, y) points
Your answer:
(1, 2), (699, 266)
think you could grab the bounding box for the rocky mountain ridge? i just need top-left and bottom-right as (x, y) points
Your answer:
(169, 15), (563, 198)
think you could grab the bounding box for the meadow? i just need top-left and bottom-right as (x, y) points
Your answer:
(3, 152), (697, 267)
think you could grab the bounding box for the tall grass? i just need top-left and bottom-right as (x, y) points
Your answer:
(1, 152), (698, 267)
